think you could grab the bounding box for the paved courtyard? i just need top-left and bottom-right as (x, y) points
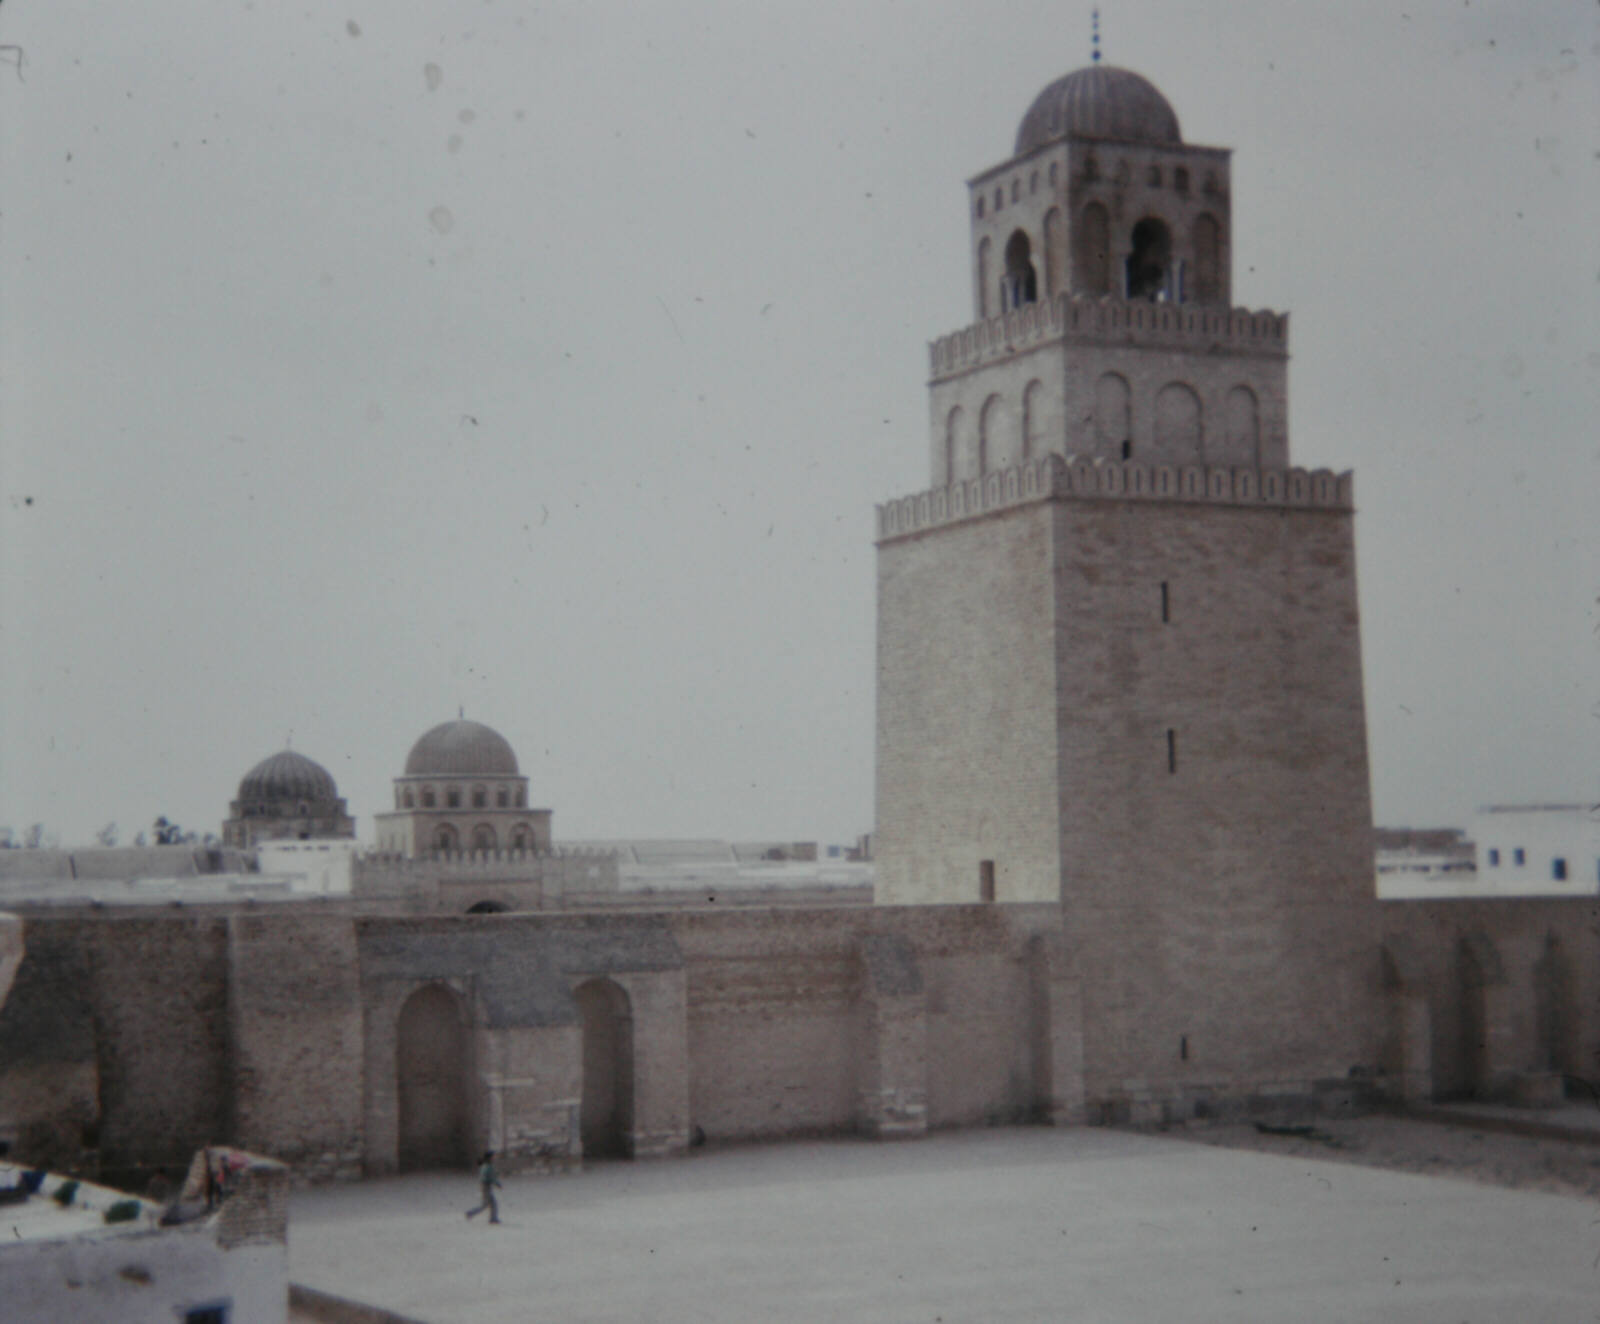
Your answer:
(290, 1127), (1599, 1323)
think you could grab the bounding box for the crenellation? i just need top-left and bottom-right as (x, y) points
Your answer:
(877, 454), (1354, 541)
(930, 294), (1288, 381)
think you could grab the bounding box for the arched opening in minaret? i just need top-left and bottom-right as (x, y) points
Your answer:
(1002, 230), (1037, 310)
(1125, 217), (1173, 301)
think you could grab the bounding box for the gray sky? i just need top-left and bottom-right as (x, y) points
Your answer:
(2, 0), (1595, 848)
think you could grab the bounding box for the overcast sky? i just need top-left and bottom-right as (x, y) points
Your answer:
(1, 0), (1595, 849)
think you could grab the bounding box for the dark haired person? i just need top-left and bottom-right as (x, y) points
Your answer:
(465, 1151), (503, 1224)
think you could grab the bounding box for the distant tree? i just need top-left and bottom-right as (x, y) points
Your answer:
(23, 823), (44, 850)
(133, 831), (148, 848)
(95, 822), (119, 848)
(0, 828), (13, 849)
(152, 816), (185, 846)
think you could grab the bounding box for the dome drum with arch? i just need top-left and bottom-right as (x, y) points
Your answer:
(374, 718), (552, 859)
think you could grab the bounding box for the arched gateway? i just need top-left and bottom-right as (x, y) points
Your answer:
(397, 982), (471, 1170)
(576, 978), (634, 1159)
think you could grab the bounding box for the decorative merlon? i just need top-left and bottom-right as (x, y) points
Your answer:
(876, 453), (1353, 542)
(929, 294), (1289, 380)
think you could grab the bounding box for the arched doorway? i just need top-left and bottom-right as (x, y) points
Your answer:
(575, 979), (634, 1159)
(397, 983), (471, 1170)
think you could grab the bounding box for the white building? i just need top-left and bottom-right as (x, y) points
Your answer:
(254, 839), (357, 895)
(1471, 804), (1599, 897)
(2, 1148), (289, 1324)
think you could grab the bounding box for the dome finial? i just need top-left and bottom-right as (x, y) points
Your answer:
(1091, 7), (1101, 63)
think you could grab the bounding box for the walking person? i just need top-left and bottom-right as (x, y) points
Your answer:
(465, 1150), (502, 1224)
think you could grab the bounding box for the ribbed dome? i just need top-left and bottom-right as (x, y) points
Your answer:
(404, 719), (519, 777)
(1015, 65), (1181, 155)
(238, 750), (339, 804)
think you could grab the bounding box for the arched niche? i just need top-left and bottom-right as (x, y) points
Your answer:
(1021, 380), (1045, 460)
(944, 406), (966, 485)
(434, 823), (460, 853)
(471, 824), (498, 853)
(396, 983), (471, 1171)
(1075, 202), (1111, 296)
(1192, 213), (1222, 304)
(976, 237), (992, 320)
(978, 393), (1008, 473)
(1533, 935), (1574, 1080)
(1154, 382), (1202, 462)
(1220, 385), (1260, 466)
(1093, 373), (1131, 454)
(1042, 208), (1063, 298)
(576, 978), (634, 1159)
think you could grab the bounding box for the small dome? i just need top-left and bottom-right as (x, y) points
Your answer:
(1015, 65), (1182, 155)
(238, 750), (339, 804)
(404, 719), (519, 777)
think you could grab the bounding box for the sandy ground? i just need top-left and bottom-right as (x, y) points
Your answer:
(290, 1124), (1600, 1323)
(1174, 1109), (1600, 1201)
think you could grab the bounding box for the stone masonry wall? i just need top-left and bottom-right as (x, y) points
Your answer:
(1056, 499), (1381, 1118)
(669, 904), (1067, 1139)
(875, 501), (1062, 906)
(228, 914), (366, 1180)
(86, 916), (233, 1187)
(1380, 897), (1600, 1101)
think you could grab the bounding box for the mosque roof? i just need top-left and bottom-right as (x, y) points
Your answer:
(1015, 65), (1182, 155)
(403, 719), (520, 778)
(238, 749), (340, 804)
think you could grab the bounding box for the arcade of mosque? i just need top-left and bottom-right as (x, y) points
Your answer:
(0, 63), (1593, 1188)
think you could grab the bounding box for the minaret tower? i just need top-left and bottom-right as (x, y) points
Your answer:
(874, 61), (1379, 1120)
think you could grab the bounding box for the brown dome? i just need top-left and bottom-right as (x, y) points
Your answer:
(1015, 65), (1182, 155)
(404, 720), (519, 777)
